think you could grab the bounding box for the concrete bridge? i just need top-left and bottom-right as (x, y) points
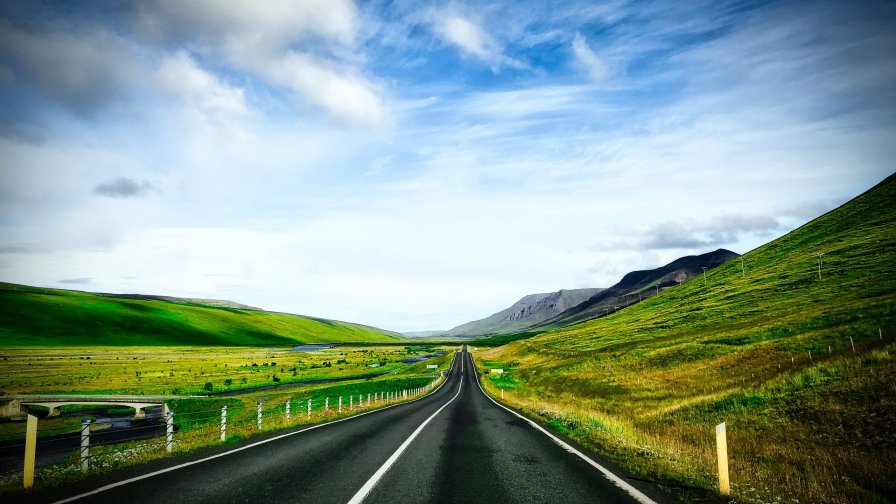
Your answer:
(0, 395), (200, 420)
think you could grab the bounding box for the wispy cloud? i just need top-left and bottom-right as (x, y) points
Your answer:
(640, 213), (781, 250)
(57, 277), (91, 285)
(429, 10), (500, 62)
(94, 178), (157, 199)
(572, 33), (609, 82)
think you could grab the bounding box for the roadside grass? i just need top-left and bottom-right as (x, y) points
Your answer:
(0, 348), (457, 493)
(0, 283), (401, 347)
(475, 175), (896, 503)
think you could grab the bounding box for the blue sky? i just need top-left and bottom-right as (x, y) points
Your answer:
(1, 0), (894, 332)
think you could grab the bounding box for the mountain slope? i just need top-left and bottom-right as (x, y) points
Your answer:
(479, 173), (896, 502)
(0, 283), (403, 346)
(534, 248), (738, 329)
(445, 288), (604, 337)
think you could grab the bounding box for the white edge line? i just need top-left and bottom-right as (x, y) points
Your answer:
(469, 352), (658, 504)
(52, 351), (461, 504)
(347, 354), (464, 504)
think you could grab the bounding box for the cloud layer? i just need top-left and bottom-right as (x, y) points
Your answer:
(0, 0), (894, 331)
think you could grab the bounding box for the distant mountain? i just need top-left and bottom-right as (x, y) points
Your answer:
(444, 288), (605, 337)
(533, 248), (739, 329)
(101, 293), (263, 311)
(403, 330), (448, 338)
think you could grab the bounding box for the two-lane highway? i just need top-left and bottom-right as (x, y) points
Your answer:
(23, 347), (664, 504)
(363, 349), (656, 503)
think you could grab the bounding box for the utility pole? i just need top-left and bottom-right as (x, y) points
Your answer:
(702, 267), (707, 285)
(813, 253), (824, 280)
(740, 257), (745, 277)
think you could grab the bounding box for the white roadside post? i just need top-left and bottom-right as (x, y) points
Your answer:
(368, 393), (371, 406)
(257, 402), (262, 430)
(80, 419), (90, 473)
(166, 411), (174, 453)
(307, 399), (312, 418)
(286, 399), (291, 422)
(220, 406), (227, 442)
(325, 397), (329, 412)
(358, 394), (362, 407)
(716, 422), (730, 496)
(338, 396), (342, 413)
(350, 395), (353, 410)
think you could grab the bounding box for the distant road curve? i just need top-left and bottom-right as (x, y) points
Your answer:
(15, 347), (668, 504)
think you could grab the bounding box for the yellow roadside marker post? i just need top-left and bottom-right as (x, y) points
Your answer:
(716, 422), (730, 496)
(23, 414), (37, 489)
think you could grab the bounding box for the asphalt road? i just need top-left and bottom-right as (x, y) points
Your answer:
(21, 347), (667, 504)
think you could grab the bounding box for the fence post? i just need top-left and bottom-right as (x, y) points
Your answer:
(166, 411), (174, 453)
(350, 395), (353, 410)
(368, 393), (371, 406)
(501, 388), (504, 399)
(307, 399), (311, 418)
(358, 394), (362, 406)
(325, 397), (329, 411)
(80, 419), (90, 473)
(257, 402), (262, 430)
(716, 422), (730, 496)
(286, 399), (291, 422)
(220, 406), (227, 442)
(338, 396), (342, 413)
(23, 414), (37, 489)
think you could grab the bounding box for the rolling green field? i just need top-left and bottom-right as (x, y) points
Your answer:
(0, 345), (457, 491)
(0, 284), (401, 346)
(478, 174), (896, 503)
(0, 345), (443, 397)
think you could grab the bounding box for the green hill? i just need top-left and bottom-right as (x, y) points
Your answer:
(0, 284), (403, 346)
(480, 173), (896, 502)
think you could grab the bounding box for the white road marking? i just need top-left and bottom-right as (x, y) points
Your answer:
(52, 353), (460, 504)
(347, 353), (465, 504)
(469, 351), (658, 504)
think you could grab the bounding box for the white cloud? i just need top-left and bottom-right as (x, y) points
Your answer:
(572, 32), (609, 82)
(156, 52), (249, 118)
(425, 8), (522, 70)
(132, 0), (386, 124)
(257, 52), (387, 125)
(431, 11), (499, 61)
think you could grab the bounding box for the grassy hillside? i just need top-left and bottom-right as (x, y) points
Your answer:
(0, 284), (402, 346)
(479, 174), (896, 503)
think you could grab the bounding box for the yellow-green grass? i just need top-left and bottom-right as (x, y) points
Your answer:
(477, 174), (896, 503)
(0, 348), (457, 492)
(0, 283), (401, 346)
(0, 345), (453, 439)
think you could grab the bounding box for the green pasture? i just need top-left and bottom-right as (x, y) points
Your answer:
(479, 174), (896, 503)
